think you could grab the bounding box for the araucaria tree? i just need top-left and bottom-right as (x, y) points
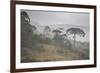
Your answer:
(66, 28), (85, 47)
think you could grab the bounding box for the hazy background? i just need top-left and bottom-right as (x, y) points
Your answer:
(23, 10), (90, 42)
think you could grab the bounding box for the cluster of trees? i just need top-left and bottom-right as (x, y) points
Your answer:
(21, 11), (85, 49)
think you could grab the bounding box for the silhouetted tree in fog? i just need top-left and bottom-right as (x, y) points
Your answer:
(66, 28), (85, 47)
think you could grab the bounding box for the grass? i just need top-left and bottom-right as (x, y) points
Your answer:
(21, 42), (89, 63)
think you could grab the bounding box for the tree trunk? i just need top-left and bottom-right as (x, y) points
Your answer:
(73, 34), (76, 48)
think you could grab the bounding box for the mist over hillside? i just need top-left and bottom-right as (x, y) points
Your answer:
(31, 22), (89, 42)
(24, 10), (90, 42)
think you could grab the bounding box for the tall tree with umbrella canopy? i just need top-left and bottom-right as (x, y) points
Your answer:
(66, 28), (85, 47)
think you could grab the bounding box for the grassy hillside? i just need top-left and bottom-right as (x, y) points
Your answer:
(21, 42), (89, 63)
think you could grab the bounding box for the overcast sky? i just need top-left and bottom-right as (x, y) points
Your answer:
(24, 10), (90, 27)
(21, 10), (90, 42)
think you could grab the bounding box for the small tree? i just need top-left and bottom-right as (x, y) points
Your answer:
(52, 29), (62, 44)
(66, 28), (85, 47)
(52, 29), (61, 36)
(44, 26), (51, 38)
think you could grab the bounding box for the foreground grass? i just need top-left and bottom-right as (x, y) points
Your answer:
(21, 43), (89, 63)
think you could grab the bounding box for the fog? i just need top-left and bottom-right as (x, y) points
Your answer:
(21, 10), (90, 42)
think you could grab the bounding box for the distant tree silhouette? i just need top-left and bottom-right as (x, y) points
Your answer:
(52, 29), (62, 43)
(67, 28), (85, 47)
(52, 29), (61, 36)
(44, 26), (51, 38)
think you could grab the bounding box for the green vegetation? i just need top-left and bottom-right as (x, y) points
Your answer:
(21, 11), (89, 63)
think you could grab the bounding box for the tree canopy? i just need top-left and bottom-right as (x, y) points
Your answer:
(67, 27), (85, 47)
(67, 28), (85, 37)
